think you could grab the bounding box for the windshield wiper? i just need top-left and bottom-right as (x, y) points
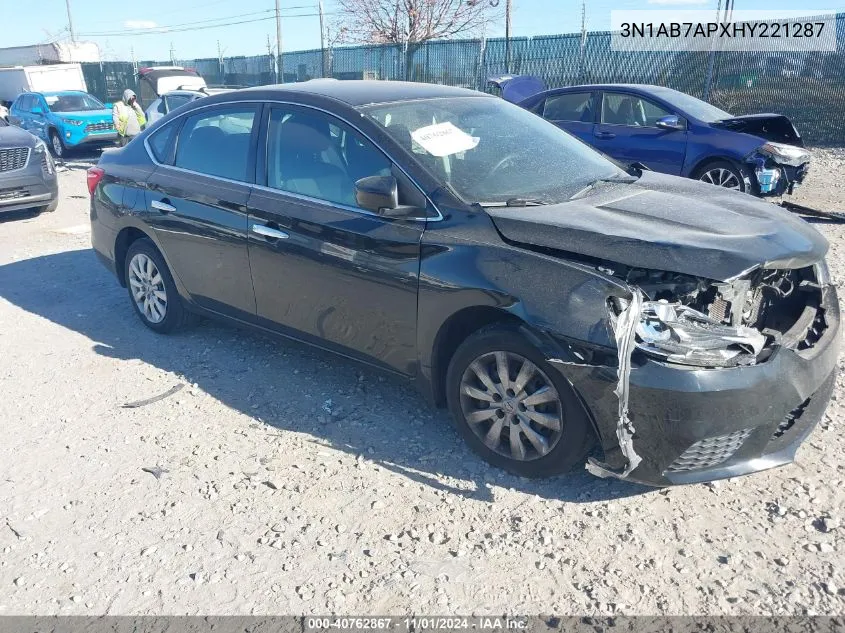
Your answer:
(476, 197), (548, 208)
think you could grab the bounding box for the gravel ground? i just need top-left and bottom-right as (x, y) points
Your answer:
(0, 149), (843, 616)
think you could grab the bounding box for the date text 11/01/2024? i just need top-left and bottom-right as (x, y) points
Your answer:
(306, 618), (530, 631)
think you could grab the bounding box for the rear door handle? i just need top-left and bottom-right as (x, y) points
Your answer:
(252, 223), (289, 240)
(595, 131), (616, 139)
(151, 199), (176, 213)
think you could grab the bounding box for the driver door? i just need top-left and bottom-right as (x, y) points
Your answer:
(246, 104), (426, 375)
(592, 91), (687, 175)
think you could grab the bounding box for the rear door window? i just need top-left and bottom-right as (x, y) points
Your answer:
(542, 92), (595, 123)
(174, 106), (258, 182)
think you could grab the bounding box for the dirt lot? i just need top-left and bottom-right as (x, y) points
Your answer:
(0, 149), (844, 616)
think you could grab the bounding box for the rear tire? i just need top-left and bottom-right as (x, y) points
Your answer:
(695, 160), (746, 193)
(445, 324), (593, 478)
(124, 238), (187, 334)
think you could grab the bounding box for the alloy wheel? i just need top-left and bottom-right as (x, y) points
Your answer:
(700, 168), (741, 190)
(51, 134), (63, 158)
(128, 253), (168, 324)
(458, 351), (564, 461)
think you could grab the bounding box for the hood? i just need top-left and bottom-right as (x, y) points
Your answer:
(0, 124), (38, 148)
(486, 171), (828, 282)
(57, 109), (113, 122)
(710, 113), (802, 146)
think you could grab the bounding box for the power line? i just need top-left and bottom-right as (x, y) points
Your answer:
(78, 7), (324, 38)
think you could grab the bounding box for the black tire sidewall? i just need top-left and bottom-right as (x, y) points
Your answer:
(49, 130), (65, 158)
(696, 159), (746, 193)
(445, 324), (592, 478)
(124, 239), (184, 334)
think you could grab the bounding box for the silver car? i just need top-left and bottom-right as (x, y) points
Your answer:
(0, 117), (58, 215)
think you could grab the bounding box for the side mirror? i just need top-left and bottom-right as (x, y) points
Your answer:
(31, 106), (44, 116)
(656, 114), (684, 131)
(355, 175), (399, 214)
(104, 102), (113, 109)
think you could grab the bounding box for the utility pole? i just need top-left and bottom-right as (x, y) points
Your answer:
(266, 34), (275, 78)
(319, 1), (326, 77)
(65, 0), (76, 42)
(217, 40), (225, 83)
(170, 42), (176, 66)
(504, 0), (512, 73)
(579, 0), (587, 81)
(275, 0), (283, 83)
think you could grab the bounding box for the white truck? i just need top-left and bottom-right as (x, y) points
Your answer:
(0, 63), (87, 105)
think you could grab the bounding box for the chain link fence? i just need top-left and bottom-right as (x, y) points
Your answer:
(82, 11), (844, 145)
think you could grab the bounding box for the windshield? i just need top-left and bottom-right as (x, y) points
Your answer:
(360, 97), (622, 205)
(653, 88), (732, 122)
(46, 93), (106, 113)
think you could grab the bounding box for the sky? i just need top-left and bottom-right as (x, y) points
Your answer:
(2, 0), (842, 61)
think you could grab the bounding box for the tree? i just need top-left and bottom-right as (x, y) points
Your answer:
(334, 0), (496, 79)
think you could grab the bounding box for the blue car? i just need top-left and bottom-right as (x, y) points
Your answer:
(519, 84), (811, 197)
(9, 90), (117, 158)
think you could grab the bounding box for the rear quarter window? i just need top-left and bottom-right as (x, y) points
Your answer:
(148, 123), (177, 163)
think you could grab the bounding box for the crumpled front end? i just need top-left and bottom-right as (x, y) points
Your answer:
(744, 142), (811, 196)
(568, 261), (840, 486)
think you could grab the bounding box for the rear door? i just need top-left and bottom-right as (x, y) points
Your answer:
(143, 103), (259, 318)
(246, 104), (426, 375)
(592, 91), (687, 174)
(536, 91), (597, 144)
(10, 95), (33, 131)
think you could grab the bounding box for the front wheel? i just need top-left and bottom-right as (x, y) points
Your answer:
(49, 130), (66, 159)
(446, 324), (593, 478)
(124, 238), (187, 334)
(696, 160), (746, 192)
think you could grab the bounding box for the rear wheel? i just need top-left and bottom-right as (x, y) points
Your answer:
(696, 160), (745, 192)
(446, 324), (593, 478)
(124, 238), (187, 334)
(49, 129), (66, 158)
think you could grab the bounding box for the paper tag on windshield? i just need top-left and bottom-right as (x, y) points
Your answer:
(411, 122), (479, 157)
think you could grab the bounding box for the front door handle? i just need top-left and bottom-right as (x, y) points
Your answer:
(252, 223), (289, 240)
(151, 199), (176, 213)
(595, 131), (616, 139)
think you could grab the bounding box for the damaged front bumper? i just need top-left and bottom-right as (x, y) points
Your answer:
(549, 282), (840, 487)
(745, 144), (811, 197)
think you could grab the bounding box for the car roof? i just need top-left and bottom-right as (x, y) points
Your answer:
(239, 80), (489, 107)
(541, 83), (679, 94)
(38, 90), (93, 97)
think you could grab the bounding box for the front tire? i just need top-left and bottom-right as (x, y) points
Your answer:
(49, 130), (66, 159)
(124, 238), (187, 334)
(695, 160), (746, 192)
(446, 324), (593, 478)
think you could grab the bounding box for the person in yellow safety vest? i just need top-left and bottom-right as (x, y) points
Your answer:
(112, 89), (146, 147)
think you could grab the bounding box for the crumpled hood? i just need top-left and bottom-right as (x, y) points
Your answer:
(710, 113), (802, 146)
(486, 171), (828, 282)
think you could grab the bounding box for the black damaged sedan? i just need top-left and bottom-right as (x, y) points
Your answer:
(88, 81), (840, 486)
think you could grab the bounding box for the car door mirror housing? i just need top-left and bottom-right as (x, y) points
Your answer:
(656, 115), (684, 131)
(31, 106), (44, 116)
(355, 175), (399, 213)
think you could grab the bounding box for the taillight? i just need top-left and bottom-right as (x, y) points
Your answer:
(87, 167), (105, 196)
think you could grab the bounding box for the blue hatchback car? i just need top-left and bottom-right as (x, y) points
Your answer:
(9, 90), (117, 158)
(519, 84), (811, 197)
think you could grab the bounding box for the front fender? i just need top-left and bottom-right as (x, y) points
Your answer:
(417, 211), (630, 454)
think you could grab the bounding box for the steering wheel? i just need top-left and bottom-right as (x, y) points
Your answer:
(485, 151), (524, 184)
